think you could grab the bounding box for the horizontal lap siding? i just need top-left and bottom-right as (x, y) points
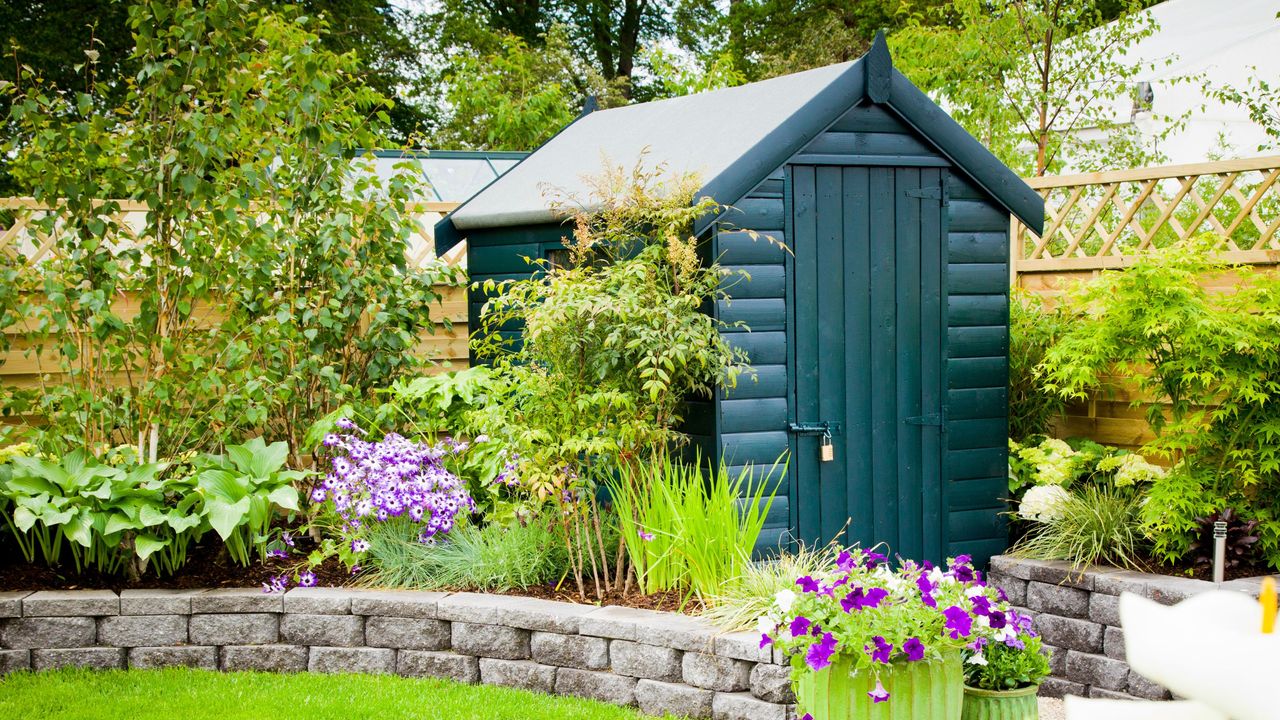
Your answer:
(945, 176), (1010, 563)
(466, 224), (570, 358)
(716, 170), (791, 552)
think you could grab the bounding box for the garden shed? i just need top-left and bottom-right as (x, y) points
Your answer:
(435, 34), (1044, 566)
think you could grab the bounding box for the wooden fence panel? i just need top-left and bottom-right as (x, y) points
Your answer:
(0, 200), (469, 409)
(1011, 156), (1280, 452)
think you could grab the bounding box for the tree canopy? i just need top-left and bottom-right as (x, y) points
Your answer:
(0, 0), (1243, 181)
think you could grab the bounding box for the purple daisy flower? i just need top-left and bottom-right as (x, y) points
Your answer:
(297, 571), (317, 587)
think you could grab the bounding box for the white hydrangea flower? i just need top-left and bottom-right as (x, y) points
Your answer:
(774, 589), (797, 614)
(1019, 484), (1071, 522)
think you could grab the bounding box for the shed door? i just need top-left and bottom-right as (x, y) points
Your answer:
(788, 164), (948, 562)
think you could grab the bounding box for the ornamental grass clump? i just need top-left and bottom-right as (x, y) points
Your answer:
(762, 550), (1038, 706)
(308, 419), (475, 568)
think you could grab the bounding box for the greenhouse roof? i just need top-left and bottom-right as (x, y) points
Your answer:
(369, 150), (528, 203)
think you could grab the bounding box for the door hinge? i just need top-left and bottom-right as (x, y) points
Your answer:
(905, 179), (950, 206)
(903, 413), (943, 426)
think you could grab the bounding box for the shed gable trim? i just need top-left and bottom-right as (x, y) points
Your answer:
(703, 34), (1043, 236)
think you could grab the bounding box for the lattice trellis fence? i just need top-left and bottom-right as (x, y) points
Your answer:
(1011, 156), (1280, 451)
(1012, 155), (1280, 275)
(0, 197), (462, 270)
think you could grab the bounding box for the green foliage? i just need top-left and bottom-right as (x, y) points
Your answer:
(642, 47), (745, 99)
(0, 0), (456, 459)
(1010, 485), (1147, 570)
(361, 516), (567, 592)
(0, 438), (301, 577)
(1007, 436), (1163, 498)
(963, 635), (1052, 691)
(610, 456), (778, 600)
(437, 25), (621, 150)
(1038, 239), (1280, 568)
(0, 0), (433, 166)
(892, 0), (1178, 175)
(470, 161), (748, 599)
(189, 438), (304, 566)
(1138, 464), (1218, 566)
(1008, 292), (1068, 440)
(703, 542), (841, 632)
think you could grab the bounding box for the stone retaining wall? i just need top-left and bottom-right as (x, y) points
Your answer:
(0, 587), (795, 720)
(988, 555), (1276, 702)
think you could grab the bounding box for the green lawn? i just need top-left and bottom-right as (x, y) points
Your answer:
(0, 668), (662, 720)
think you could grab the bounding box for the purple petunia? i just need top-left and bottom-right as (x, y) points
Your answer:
(943, 605), (973, 639)
(868, 636), (893, 664)
(868, 679), (890, 703)
(805, 632), (838, 671)
(988, 610), (1007, 629)
(903, 637), (925, 662)
(796, 576), (821, 593)
(791, 616), (812, 638)
(841, 586), (889, 613)
(835, 550), (857, 572)
(760, 633), (773, 648)
(862, 551), (888, 569)
(970, 595), (991, 616)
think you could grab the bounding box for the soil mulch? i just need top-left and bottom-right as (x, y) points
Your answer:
(0, 539), (698, 612)
(1146, 557), (1272, 583)
(493, 583), (698, 613)
(0, 539), (352, 593)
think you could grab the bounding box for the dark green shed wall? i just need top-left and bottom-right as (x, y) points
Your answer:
(712, 102), (1010, 565)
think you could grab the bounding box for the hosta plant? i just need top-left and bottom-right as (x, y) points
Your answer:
(762, 550), (1033, 705)
(188, 438), (305, 566)
(0, 439), (304, 577)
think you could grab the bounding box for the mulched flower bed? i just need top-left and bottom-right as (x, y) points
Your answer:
(0, 540), (697, 612)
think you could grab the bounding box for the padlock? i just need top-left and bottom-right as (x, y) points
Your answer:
(820, 430), (834, 462)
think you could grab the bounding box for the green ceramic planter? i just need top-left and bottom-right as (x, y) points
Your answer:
(793, 651), (964, 720)
(961, 684), (1041, 720)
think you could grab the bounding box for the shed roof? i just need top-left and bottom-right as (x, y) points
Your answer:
(436, 34), (1042, 252)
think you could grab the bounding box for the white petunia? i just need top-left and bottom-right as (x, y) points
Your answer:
(757, 615), (778, 635)
(774, 589), (797, 614)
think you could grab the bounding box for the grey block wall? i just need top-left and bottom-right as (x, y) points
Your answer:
(0, 588), (796, 720)
(989, 555), (1277, 701)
